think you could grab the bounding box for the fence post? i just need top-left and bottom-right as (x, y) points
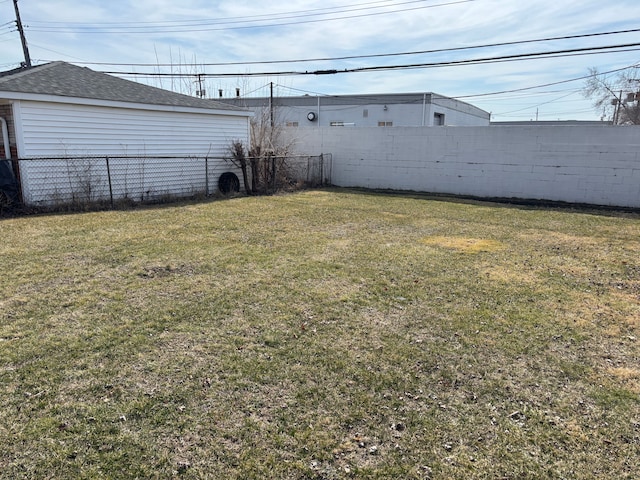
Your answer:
(205, 156), (209, 196)
(105, 156), (114, 208)
(271, 156), (277, 192)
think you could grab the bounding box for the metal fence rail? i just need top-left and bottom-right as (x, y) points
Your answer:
(14, 154), (331, 208)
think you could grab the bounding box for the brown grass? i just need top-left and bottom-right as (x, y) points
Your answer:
(1, 188), (639, 479)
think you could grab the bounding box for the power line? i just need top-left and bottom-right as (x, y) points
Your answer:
(24, 0), (475, 34)
(455, 62), (640, 99)
(493, 91), (579, 116)
(113, 55), (638, 119)
(52, 28), (640, 68)
(470, 89), (582, 101)
(278, 83), (586, 102)
(27, 0), (464, 27)
(29, 42), (91, 63)
(259, 83), (593, 120)
(346, 44), (640, 74)
(102, 43), (640, 78)
(227, 60), (640, 113)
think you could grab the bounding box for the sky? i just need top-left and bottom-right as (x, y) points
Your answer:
(1, 0), (639, 121)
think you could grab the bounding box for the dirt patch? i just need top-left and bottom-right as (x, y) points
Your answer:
(481, 265), (539, 286)
(421, 236), (505, 254)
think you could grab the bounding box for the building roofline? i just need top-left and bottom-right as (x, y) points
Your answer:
(0, 61), (250, 114)
(220, 92), (436, 105)
(0, 91), (253, 117)
(218, 91), (489, 117)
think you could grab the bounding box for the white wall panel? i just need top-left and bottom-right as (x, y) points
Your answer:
(284, 125), (640, 208)
(17, 101), (248, 157)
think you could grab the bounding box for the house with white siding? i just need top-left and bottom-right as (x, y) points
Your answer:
(0, 61), (251, 206)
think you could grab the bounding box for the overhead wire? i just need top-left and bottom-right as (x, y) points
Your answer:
(455, 61), (640, 99)
(23, 0), (476, 34)
(470, 89), (582, 100)
(101, 43), (640, 78)
(51, 28), (640, 68)
(345, 44), (640, 74)
(27, 0), (467, 27)
(277, 83), (585, 102)
(268, 61), (637, 117)
(165, 60), (633, 119)
(493, 91), (579, 116)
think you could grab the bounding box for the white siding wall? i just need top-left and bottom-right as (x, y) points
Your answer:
(13, 100), (249, 205)
(14, 100), (248, 157)
(284, 125), (640, 208)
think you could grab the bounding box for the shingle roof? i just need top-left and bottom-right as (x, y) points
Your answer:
(0, 61), (245, 112)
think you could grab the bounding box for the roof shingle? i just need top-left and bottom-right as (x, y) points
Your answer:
(0, 62), (244, 112)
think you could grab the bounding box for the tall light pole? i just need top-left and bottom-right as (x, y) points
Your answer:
(13, 0), (31, 67)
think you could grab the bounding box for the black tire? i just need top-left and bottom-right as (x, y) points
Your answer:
(218, 172), (240, 195)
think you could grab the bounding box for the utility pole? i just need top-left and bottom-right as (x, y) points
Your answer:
(269, 82), (274, 128)
(195, 74), (204, 98)
(13, 0), (31, 67)
(613, 90), (622, 125)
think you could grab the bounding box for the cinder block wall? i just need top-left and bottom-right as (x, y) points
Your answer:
(285, 125), (640, 208)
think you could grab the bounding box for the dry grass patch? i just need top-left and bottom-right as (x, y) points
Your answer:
(1, 189), (639, 479)
(605, 367), (640, 395)
(608, 366), (640, 380)
(421, 236), (505, 254)
(480, 264), (540, 286)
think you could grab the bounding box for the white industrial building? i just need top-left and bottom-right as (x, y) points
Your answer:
(219, 92), (490, 127)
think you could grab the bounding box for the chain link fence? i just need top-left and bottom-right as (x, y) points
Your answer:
(242, 153), (331, 195)
(12, 154), (331, 208)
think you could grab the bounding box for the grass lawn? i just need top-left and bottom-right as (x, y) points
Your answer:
(1, 188), (639, 479)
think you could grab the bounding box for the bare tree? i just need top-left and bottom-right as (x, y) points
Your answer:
(583, 67), (640, 125)
(228, 140), (251, 195)
(227, 105), (297, 195)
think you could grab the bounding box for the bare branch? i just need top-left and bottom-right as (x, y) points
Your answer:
(583, 66), (640, 124)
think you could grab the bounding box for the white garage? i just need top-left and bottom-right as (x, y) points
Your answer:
(0, 61), (251, 206)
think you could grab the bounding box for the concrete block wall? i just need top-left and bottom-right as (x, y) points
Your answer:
(284, 125), (640, 208)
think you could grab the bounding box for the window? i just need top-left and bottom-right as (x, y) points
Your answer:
(286, 121), (299, 127)
(378, 121), (393, 127)
(434, 113), (445, 126)
(330, 121), (345, 127)
(363, 109), (369, 118)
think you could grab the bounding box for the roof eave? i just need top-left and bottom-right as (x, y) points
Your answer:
(0, 91), (253, 117)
